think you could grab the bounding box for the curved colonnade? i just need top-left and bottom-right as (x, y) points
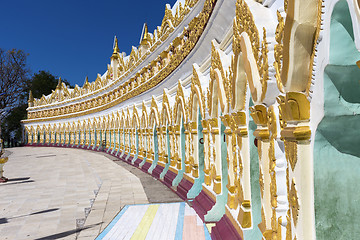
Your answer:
(22, 0), (360, 239)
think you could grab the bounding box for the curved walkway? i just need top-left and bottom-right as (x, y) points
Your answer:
(0, 147), (181, 240)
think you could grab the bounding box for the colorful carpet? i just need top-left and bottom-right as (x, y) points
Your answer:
(96, 202), (211, 240)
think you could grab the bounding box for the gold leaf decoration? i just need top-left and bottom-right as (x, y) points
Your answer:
(274, 11), (285, 93)
(289, 178), (299, 227)
(285, 141), (297, 171)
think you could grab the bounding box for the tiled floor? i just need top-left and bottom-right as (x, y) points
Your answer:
(0, 147), (148, 240)
(0, 147), (207, 240)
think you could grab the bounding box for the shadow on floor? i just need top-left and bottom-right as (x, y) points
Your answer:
(0, 179), (35, 186)
(0, 208), (60, 225)
(6, 177), (30, 182)
(34, 222), (102, 240)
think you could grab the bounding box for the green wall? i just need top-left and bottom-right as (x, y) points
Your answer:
(314, 1), (360, 239)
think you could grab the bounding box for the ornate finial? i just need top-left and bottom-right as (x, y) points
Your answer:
(151, 96), (158, 110)
(111, 36), (120, 59)
(57, 77), (62, 89)
(29, 90), (34, 102)
(83, 76), (89, 89)
(28, 90), (34, 107)
(140, 23), (151, 46)
(113, 36), (119, 53)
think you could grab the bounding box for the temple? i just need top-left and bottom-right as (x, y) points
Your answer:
(22, 0), (360, 239)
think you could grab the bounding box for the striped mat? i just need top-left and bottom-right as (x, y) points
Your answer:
(96, 202), (211, 240)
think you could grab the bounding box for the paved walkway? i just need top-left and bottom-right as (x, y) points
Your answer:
(0, 147), (182, 240)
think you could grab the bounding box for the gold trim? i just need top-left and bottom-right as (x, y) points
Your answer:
(225, 207), (244, 239)
(237, 201), (252, 228)
(285, 141), (297, 171)
(289, 178), (299, 227)
(157, 161), (165, 168)
(253, 129), (270, 140)
(168, 166), (179, 174)
(183, 173), (195, 184)
(281, 126), (311, 141)
(29, 0), (200, 109)
(0, 157), (8, 164)
(24, 0), (216, 123)
(202, 185), (217, 202)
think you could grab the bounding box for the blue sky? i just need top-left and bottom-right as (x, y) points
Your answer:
(0, 0), (177, 87)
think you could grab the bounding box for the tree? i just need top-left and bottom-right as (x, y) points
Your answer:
(30, 70), (72, 99)
(1, 69), (72, 147)
(0, 48), (30, 120)
(0, 48), (30, 147)
(1, 104), (27, 147)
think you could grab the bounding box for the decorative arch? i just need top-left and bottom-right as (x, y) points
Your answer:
(124, 109), (131, 154)
(45, 124), (51, 144)
(161, 90), (172, 126)
(139, 102), (148, 159)
(103, 115), (110, 149)
(80, 120), (86, 146)
(91, 118), (97, 147)
(108, 113), (115, 151)
(230, 1), (272, 233)
(119, 110), (126, 152)
(160, 89), (172, 165)
(52, 124), (56, 144)
(69, 122), (75, 145)
(30, 126), (36, 144)
(131, 106), (140, 157)
(36, 125), (43, 144)
(170, 80), (187, 184)
(84, 119), (90, 146)
(64, 122), (70, 145)
(149, 97), (160, 127)
(74, 120), (80, 146)
(114, 112), (121, 152)
(24, 126), (31, 144)
(160, 5), (174, 37)
(131, 107), (139, 128)
(206, 41), (230, 197)
(173, 81), (187, 124)
(146, 97), (160, 164)
(188, 64), (206, 179)
(58, 123), (64, 145)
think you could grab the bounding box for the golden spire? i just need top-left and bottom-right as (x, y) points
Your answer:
(111, 36), (120, 59)
(83, 76), (90, 90)
(28, 90), (34, 107)
(140, 23), (151, 46)
(143, 23), (149, 37)
(113, 36), (119, 53)
(57, 77), (62, 89)
(29, 90), (34, 102)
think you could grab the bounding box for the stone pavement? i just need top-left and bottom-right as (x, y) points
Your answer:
(0, 147), (181, 240)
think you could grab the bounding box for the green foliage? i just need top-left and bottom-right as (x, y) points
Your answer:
(30, 70), (72, 99)
(1, 104), (27, 145)
(1, 70), (72, 146)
